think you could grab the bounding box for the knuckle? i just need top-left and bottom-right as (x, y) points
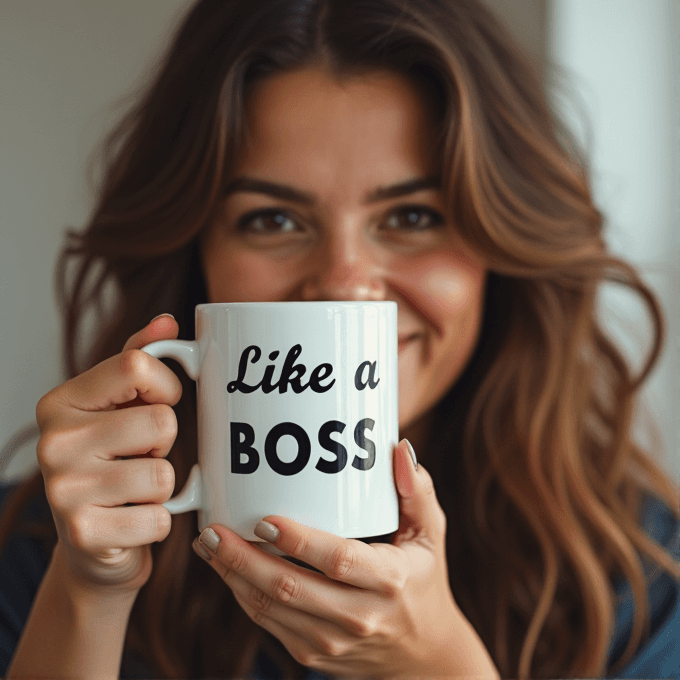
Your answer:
(346, 613), (377, 638)
(316, 635), (346, 658)
(251, 587), (273, 614)
(271, 573), (300, 604)
(171, 380), (183, 405)
(289, 532), (308, 560)
(44, 473), (72, 514)
(228, 546), (249, 573)
(250, 606), (267, 627)
(154, 506), (172, 539)
(150, 404), (177, 440)
(119, 349), (149, 378)
(327, 543), (355, 580)
(292, 647), (316, 668)
(154, 459), (175, 496)
(67, 511), (94, 552)
(36, 430), (61, 469)
(380, 567), (407, 599)
(35, 391), (55, 428)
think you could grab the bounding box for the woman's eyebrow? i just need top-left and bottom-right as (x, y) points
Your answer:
(223, 176), (441, 205)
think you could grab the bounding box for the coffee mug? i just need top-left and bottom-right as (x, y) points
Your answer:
(141, 302), (399, 543)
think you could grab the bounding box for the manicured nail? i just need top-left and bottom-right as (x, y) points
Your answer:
(254, 521), (280, 544)
(199, 527), (221, 553)
(151, 313), (175, 322)
(193, 537), (212, 561)
(404, 439), (418, 470)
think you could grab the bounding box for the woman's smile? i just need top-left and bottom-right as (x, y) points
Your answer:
(398, 333), (420, 353)
(200, 64), (488, 440)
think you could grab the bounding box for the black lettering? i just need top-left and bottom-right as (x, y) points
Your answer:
(260, 364), (278, 393)
(352, 418), (376, 471)
(227, 346), (263, 393)
(265, 422), (311, 476)
(309, 363), (335, 393)
(316, 420), (347, 473)
(278, 344), (308, 394)
(230, 422), (259, 473)
(354, 361), (380, 391)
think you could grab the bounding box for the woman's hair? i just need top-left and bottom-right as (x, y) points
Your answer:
(2, 0), (678, 677)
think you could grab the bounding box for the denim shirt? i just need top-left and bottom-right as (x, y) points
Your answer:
(0, 484), (677, 679)
(604, 495), (679, 679)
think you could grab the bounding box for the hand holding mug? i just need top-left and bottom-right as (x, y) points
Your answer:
(192, 441), (500, 679)
(35, 315), (181, 594)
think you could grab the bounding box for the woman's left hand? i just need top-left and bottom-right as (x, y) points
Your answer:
(193, 439), (499, 679)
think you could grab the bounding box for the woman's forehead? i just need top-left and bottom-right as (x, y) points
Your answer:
(233, 65), (442, 194)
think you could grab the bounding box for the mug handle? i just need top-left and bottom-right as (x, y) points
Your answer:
(141, 340), (202, 514)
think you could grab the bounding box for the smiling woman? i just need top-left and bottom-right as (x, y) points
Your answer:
(200, 66), (488, 437)
(1, 0), (678, 679)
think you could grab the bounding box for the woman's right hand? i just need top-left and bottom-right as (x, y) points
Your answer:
(35, 314), (183, 596)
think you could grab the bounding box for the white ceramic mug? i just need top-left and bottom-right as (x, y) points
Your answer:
(141, 302), (399, 542)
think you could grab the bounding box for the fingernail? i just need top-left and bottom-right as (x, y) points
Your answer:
(254, 521), (280, 544)
(199, 527), (221, 553)
(193, 537), (212, 561)
(151, 313), (175, 322)
(404, 439), (418, 470)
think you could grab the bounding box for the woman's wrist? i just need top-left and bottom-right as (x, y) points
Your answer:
(7, 542), (139, 680)
(52, 540), (142, 611)
(412, 611), (500, 680)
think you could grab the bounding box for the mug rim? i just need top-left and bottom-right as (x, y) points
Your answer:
(196, 301), (397, 310)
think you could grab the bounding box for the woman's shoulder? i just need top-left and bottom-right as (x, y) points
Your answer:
(639, 493), (680, 551)
(606, 493), (679, 679)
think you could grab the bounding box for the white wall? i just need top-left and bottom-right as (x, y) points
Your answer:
(0, 0), (190, 481)
(547, 0), (679, 483)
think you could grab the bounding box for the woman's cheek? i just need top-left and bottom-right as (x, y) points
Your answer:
(395, 253), (487, 416)
(417, 254), (487, 319)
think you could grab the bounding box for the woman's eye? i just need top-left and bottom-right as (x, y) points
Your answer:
(236, 209), (300, 234)
(383, 206), (445, 231)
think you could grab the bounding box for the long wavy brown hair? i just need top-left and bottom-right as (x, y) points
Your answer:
(1, 0), (678, 677)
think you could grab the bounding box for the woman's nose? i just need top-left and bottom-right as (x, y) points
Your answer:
(300, 237), (387, 302)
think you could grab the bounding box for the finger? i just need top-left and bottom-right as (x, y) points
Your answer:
(94, 456), (175, 506)
(255, 516), (405, 594)
(230, 588), (332, 672)
(67, 504), (171, 553)
(122, 313), (178, 353)
(393, 439), (445, 537)
(198, 525), (381, 631)
(213, 561), (351, 660)
(54, 456), (175, 509)
(115, 315), (180, 409)
(56, 347), (183, 413)
(79, 403), (178, 461)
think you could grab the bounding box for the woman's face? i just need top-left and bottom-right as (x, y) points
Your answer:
(200, 64), (487, 439)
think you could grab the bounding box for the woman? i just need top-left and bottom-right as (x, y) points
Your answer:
(1, 0), (678, 678)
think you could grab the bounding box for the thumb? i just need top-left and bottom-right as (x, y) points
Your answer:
(393, 439), (446, 545)
(122, 313), (179, 353)
(117, 313), (179, 410)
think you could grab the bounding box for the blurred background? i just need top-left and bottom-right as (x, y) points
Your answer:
(1, 0), (678, 484)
